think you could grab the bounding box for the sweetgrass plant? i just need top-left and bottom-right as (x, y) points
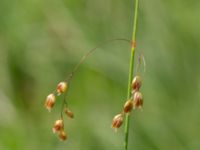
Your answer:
(44, 0), (143, 150)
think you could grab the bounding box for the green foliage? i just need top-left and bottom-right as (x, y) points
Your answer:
(0, 0), (200, 149)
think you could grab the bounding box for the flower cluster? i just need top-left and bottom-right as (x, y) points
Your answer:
(112, 75), (143, 131)
(131, 76), (143, 109)
(44, 81), (74, 141)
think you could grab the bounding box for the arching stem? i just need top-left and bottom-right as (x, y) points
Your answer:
(65, 38), (131, 82)
(60, 38), (131, 119)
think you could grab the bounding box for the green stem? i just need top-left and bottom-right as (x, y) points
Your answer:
(124, 0), (139, 150)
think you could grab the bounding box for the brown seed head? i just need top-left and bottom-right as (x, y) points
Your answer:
(59, 130), (67, 141)
(133, 91), (143, 109)
(112, 114), (123, 130)
(123, 100), (133, 113)
(65, 108), (74, 119)
(45, 94), (56, 112)
(57, 82), (68, 94)
(52, 119), (64, 133)
(132, 76), (142, 92)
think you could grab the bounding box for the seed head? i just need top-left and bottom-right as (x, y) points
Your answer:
(132, 76), (142, 92)
(133, 91), (143, 109)
(65, 108), (74, 119)
(57, 82), (68, 94)
(123, 100), (133, 113)
(112, 114), (123, 130)
(59, 130), (67, 141)
(52, 119), (64, 133)
(45, 94), (56, 112)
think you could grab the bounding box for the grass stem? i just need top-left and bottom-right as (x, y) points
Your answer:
(124, 0), (139, 149)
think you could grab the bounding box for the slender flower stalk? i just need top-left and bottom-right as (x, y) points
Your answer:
(124, 0), (139, 150)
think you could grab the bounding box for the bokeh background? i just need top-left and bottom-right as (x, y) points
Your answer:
(0, 0), (200, 150)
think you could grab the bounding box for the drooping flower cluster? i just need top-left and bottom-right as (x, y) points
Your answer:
(44, 81), (74, 141)
(131, 76), (143, 109)
(112, 75), (143, 131)
(52, 119), (67, 141)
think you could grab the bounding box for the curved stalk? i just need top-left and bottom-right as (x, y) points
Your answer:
(65, 38), (131, 82)
(124, 0), (139, 150)
(59, 38), (131, 119)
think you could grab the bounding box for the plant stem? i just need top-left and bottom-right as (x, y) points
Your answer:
(124, 0), (139, 150)
(65, 38), (130, 82)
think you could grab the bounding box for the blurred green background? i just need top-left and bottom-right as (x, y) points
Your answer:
(0, 0), (200, 150)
